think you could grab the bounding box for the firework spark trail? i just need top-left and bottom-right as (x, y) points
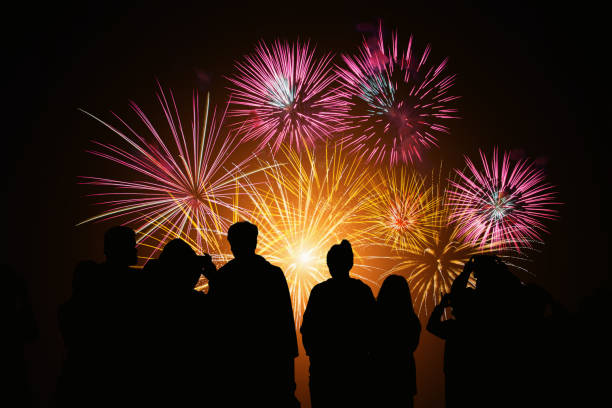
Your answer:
(361, 167), (441, 252)
(227, 40), (350, 153)
(78, 83), (267, 263)
(337, 23), (460, 165)
(237, 144), (381, 327)
(381, 171), (478, 316)
(447, 147), (559, 250)
(382, 167), (541, 316)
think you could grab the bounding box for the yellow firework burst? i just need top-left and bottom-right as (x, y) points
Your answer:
(239, 144), (379, 327)
(385, 171), (480, 316)
(362, 166), (441, 252)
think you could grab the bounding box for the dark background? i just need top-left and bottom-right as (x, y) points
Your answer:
(3, 1), (609, 406)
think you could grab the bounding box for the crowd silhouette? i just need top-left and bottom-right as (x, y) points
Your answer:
(48, 222), (586, 407)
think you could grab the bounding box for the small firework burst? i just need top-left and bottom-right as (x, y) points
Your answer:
(227, 40), (350, 152)
(362, 167), (441, 251)
(447, 148), (559, 250)
(337, 23), (459, 165)
(383, 174), (479, 315)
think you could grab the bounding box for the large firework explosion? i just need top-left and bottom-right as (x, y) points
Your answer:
(361, 166), (441, 252)
(238, 144), (380, 327)
(337, 24), (460, 165)
(227, 40), (350, 153)
(447, 147), (558, 250)
(79, 84), (265, 263)
(77, 29), (561, 320)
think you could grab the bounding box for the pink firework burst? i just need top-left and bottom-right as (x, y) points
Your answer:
(447, 148), (559, 250)
(227, 39), (350, 153)
(337, 24), (460, 165)
(78, 83), (260, 262)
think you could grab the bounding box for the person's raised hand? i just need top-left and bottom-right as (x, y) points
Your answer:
(440, 293), (452, 308)
(200, 253), (217, 279)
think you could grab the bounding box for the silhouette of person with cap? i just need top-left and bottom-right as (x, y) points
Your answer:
(300, 239), (376, 408)
(203, 221), (299, 407)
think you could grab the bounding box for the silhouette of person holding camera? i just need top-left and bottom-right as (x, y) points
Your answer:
(203, 221), (299, 407)
(427, 287), (477, 408)
(300, 239), (376, 408)
(143, 238), (210, 406)
(374, 275), (421, 408)
(428, 255), (526, 408)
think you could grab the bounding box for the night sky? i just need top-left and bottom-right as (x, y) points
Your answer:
(4, 1), (609, 406)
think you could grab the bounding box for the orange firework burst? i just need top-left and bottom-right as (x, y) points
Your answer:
(238, 144), (380, 327)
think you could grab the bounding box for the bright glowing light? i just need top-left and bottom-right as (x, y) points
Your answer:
(238, 144), (379, 327)
(337, 23), (459, 165)
(227, 40), (350, 153)
(298, 250), (314, 265)
(447, 148), (559, 250)
(78, 83), (264, 263)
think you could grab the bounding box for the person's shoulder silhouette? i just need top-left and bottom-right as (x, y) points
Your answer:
(302, 239), (375, 350)
(301, 240), (376, 408)
(206, 221), (299, 407)
(58, 226), (147, 408)
(375, 275), (421, 408)
(141, 238), (209, 407)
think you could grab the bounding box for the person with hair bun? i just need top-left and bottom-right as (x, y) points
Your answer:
(300, 240), (376, 408)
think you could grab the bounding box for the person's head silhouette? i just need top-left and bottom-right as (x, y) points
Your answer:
(104, 226), (137, 266)
(327, 239), (353, 279)
(377, 274), (417, 316)
(227, 221), (258, 259)
(159, 238), (200, 292)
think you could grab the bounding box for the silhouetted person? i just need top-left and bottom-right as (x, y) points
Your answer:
(0, 264), (37, 408)
(429, 255), (532, 408)
(56, 260), (98, 408)
(143, 238), (210, 406)
(518, 283), (575, 407)
(203, 221), (299, 407)
(467, 255), (525, 408)
(374, 275), (421, 408)
(427, 288), (477, 408)
(300, 240), (376, 408)
(576, 286), (610, 408)
(58, 226), (145, 408)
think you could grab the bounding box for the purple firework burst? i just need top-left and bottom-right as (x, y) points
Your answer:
(447, 148), (559, 250)
(337, 24), (460, 165)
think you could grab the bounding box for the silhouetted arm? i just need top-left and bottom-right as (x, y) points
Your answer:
(275, 266), (298, 358)
(201, 254), (218, 293)
(427, 295), (452, 339)
(300, 286), (319, 357)
(364, 284), (377, 355)
(450, 259), (473, 295)
(272, 266), (299, 405)
(406, 315), (422, 352)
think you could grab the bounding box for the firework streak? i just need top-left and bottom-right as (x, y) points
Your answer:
(337, 24), (459, 165)
(78, 84), (266, 263)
